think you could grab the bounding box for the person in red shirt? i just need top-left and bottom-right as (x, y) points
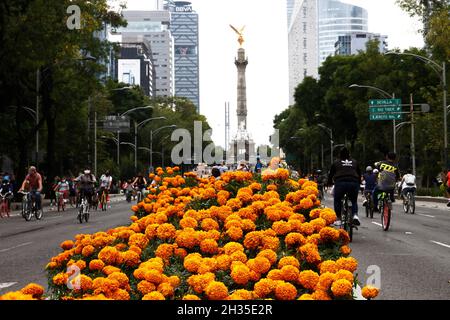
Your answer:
(19, 166), (43, 210)
(446, 169), (450, 207)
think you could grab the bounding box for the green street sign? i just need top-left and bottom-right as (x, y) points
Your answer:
(369, 99), (401, 106)
(369, 106), (402, 113)
(369, 114), (402, 121)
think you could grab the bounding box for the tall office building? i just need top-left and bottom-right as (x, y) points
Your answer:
(335, 32), (388, 56)
(318, 0), (368, 64)
(165, 1), (200, 112)
(287, 0), (368, 105)
(118, 10), (175, 98)
(288, 0), (318, 105)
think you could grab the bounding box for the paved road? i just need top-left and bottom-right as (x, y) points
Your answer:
(0, 198), (133, 295)
(322, 193), (450, 300)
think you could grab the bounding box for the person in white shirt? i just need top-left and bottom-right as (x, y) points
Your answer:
(400, 169), (416, 199)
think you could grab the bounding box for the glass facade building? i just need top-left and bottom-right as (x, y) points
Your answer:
(166, 1), (200, 112)
(318, 0), (368, 64)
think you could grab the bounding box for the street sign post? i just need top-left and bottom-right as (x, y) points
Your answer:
(369, 99), (401, 106)
(369, 114), (402, 121)
(369, 99), (402, 121)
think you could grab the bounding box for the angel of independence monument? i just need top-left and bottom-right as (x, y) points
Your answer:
(228, 25), (256, 166)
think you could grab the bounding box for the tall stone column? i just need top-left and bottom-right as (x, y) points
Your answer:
(235, 48), (248, 131)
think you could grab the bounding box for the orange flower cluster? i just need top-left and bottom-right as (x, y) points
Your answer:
(1, 164), (373, 300)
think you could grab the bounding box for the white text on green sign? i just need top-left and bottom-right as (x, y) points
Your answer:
(369, 99), (401, 106)
(369, 114), (402, 121)
(369, 106), (402, 113)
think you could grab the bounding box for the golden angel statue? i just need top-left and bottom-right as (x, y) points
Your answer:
(230, 24), (245, 47)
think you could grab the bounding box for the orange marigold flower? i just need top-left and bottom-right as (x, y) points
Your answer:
(336, 257), (358, 273)
(102, 266), (122, 276)
(331, 279), (353, 298)
(183, 253), (203, 273)
(274, 281), (297, 300)
(320, 208), (337, 225)
(226, 226), (243, 241)
(231, 264), (251, 285)
(229, 251), (248, 263)
(335, 270), (354, 283)
(144, 224), (159, 240)
(299, 222), (315, 236)
(198, 257), (218, 274)
(317, 272), (336, 291)
(253, 278), (276, 298)
(267, 269), (283, 281)
(216, 255), (232, 271)
(281, 265), (300, 282)
(310, 218), (327, 232)
(266, 184), (278, 191)
(155, 243), (175, 262)
(319, 260), (338, 274)
(278, 256), (300, 269)
(299, 243), (322, 265)
(319, 226), (340, 242)
(340, 245), (352, 256)
(182, 294), (201, 300)
(298, 270), (319, 291)
(81, 245), (95, 257)
(137, 280), (156, 295)
(309, 208), (321, 220)
(180, 217), (198, 229)
(168, 275), (181, 288)
(201, 218), (219, 231)
(361, 285), (380, 300)
(272, 221), (292, 236)
(299, 198), (314, 210)
(60, 240), (74, 251)
(89, 259), (105, 271)
(20, 283), (44, 298)
(200, 239), (219, 255)
(128, 233), (149, 250)
(243, 231), (262, 250)
(156, 223), (177, 241)
(261, 236), (280, 251)
(98, 246), (121, 265)
(298, 294), (314, 300)
(246, 256), (271, 274)
(107, 272), (129, 289)
(228, 289), (254, 300)
(311, 290), (332, 300)
(142, 292), (165, 300)
(223, 242), (244, 255)
(157, 282), (174, 297)
(257, 249), (277, 265)
(285, 232), (306, 247)
(205, 281), (228, 300)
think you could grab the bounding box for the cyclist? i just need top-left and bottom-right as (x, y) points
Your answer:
(68, 177), (77, 207)
(74, 169), (97, 207)
(373, 152), (401, 212)
(314, 170), (326, 199)
(327, 147), (362, 226)
(0, 175), (14, 216)
(362, 166), (377, 207)
(132, 173), (147, 198)
(255, 158), (263, 174)
(18, 166), (43, 210)
(400, 169), (417, 199)
(99, 171), (112, 208)
(54, 176), (70, 207)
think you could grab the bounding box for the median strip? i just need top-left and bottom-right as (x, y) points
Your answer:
(417, 213), (435, 218)
(430, 240), (450, 249)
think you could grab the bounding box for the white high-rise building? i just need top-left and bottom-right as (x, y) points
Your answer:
(118, 10), (175, 98)
(287, 0), (368, 105)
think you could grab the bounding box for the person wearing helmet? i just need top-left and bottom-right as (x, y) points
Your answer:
(373, 152), (400, 212)
(99, 170), (113, 209)
(74, 169), (97, 207)
(362, 166), (377, 208)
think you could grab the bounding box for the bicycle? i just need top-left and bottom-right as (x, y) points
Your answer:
(402, 189), (415, 214)
(136, 188), (143, 203)
(378, 191), (392, 231)
(77, 194), (90, 224)
(0, 192), (12, 218)
(364, 191), (374, 219)
(99, 188), (108, 212)
(56, 191), (66, 212)
(340, 193), (357, 242)
(19, 191), (43, 221)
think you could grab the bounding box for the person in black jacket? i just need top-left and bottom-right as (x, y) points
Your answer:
(327, 147), (362, 226)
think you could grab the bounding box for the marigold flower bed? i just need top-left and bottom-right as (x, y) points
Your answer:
(1, 166), (379, 300)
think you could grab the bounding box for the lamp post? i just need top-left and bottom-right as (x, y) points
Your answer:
(134, 117), (166, 172)
(318, 124), (333, 166)
(349, 84), (397, 152)
(150, 125), (177, 172)
(386, 51), (447, 167)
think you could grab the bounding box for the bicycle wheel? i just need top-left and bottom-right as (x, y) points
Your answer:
(381, 200), (391, 231)
(78, 206), (84, 224)
(409, 192), (415, 214)
(35, 207), (43, 220)
(102, 193), (107, 211)
(84, 206), (90, 222)
(365, 197), (370, 218)
(403, 195), (409, 214)
(23, 201), (33, 221)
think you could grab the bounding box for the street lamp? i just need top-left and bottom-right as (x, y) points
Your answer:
(349, 84), (398, 153)
(386, 51), (447, 167)
(134, 117), (166, 172)
(318, 124), (333, 166)
(150, 125), (177, 172)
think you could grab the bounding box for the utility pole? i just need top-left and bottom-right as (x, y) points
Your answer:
(94, 109), (97, 177)
(36, 69), (40, 165)
(411, 94), (416, 176)
(87, 96), (91, 167)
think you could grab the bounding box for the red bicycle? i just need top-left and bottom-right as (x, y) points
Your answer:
(56, 191), (68, 212)
(0, 192), (12, 218)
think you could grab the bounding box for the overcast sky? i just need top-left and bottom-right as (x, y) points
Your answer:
(118, 0), (424, 148)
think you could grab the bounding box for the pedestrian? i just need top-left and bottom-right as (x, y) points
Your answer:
(446, 168), (450, 207)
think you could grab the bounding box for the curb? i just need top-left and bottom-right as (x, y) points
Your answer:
(415, 196), (448, 204)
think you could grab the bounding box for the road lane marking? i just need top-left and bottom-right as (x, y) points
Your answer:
(417, 214), (435, 218)
(405, 232), (413, 235)
(430, 241), (450, 249)
(0, 282), (17, 289)
(0, 242), (33, 253)
(371, 222), (382, 227)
